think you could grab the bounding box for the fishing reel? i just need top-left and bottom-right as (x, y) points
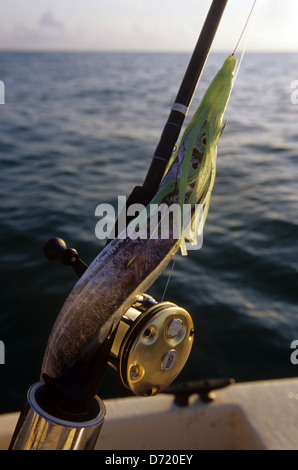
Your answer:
(109, 294), (194, 396)
(44, 238), (194, 397)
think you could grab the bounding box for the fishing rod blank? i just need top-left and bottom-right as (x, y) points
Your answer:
(143, 0), (229, 193)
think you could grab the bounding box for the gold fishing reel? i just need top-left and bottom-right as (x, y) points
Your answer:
(109, 294), (194, 397)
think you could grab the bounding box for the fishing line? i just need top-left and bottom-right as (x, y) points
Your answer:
(160, 256), (177, 302)
(232, 0), (257, 56)
(232, 0), (261, 81)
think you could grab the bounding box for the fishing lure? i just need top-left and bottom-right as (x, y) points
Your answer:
(41, 54), (237, 408)
(150, 54), (237, 254)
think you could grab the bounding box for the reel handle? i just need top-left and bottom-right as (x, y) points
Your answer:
(43, 238), (88, 277)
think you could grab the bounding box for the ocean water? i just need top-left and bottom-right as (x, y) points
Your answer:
(0, 52), (297, 413)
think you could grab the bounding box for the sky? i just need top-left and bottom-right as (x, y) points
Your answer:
(0, 0), (298, 53)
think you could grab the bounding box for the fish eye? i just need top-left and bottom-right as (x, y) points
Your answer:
(200, 134), (207, 147)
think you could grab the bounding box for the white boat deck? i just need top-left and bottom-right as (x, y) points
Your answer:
(1, 378), (298, 450)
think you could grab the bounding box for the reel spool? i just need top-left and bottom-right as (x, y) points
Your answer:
(109, 294), (194, 397)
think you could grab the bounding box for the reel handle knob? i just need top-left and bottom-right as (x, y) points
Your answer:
(44, 238), (88, 277)
(44, 237), (70, 262)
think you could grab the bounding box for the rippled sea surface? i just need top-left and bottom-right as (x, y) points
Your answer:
(0, 52), (297, 413)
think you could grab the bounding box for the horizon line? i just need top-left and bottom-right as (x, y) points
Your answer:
(0, 48), (297, 54)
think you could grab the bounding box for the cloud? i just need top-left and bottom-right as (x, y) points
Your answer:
(9, 11), (66, 50)
(39, 10), (64, 31)
(1, 0), (298, 52)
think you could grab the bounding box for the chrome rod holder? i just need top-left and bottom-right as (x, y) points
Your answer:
(9, 382), (105, 450)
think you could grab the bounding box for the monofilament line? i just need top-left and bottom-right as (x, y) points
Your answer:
(161, 256), (177, 302)
(232, 0), (257, 56)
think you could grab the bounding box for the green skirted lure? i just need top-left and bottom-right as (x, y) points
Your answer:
(152, 54), (238, 255)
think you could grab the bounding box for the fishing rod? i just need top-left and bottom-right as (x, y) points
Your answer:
(9, 1), (231, 451)
(107, 0), (228, 241)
